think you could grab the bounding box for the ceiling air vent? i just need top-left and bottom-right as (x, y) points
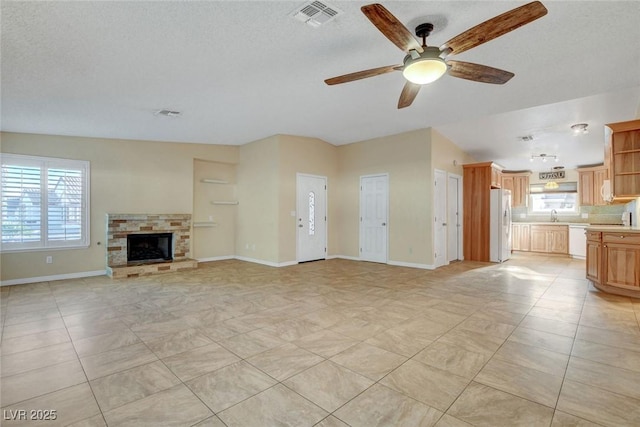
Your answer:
(155, 109), (182, 117)
(291, 1), (342, 27)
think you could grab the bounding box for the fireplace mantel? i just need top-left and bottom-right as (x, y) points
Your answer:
(106, 213), (197, 278)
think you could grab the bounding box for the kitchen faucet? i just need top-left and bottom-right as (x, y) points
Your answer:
(550, 209), (558, 222)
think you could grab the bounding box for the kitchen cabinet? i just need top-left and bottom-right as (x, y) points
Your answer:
(530, 225), (568, 254)
(602, 232), (640, 290)
(604, 119), (640, 202)
(491, 166), (502, 189)
(511, 223), (530, 251)
(502, 172), (530, 207)
(586, 231), (602, 283)
(587, 227), (640, 297)
(578, 165), (608, 206)
(462, 162), (504, 261)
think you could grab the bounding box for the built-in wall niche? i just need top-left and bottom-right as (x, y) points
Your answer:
(193, 159), (237, 260)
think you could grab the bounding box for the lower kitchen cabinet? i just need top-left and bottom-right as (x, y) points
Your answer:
(530, 225), (568, 254)
(603, 233), (640, 290)
(586, 231), (602, 283)
(511, 223), (530, 251)
(586, 229), (640, 297)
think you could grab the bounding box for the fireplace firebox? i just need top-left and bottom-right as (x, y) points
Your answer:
(127, 233), (173, 264)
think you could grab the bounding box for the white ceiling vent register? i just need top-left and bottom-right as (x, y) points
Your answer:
(154, 110), (181, 117)
(291, 1), (342, 27)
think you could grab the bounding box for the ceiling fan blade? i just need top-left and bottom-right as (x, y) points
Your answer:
(398, 81), (421, 109)
(361, 4), (423, 53)
(448, 60), (514, 84)
(440, 1), (547, 56)
(324, 64), (402, 85)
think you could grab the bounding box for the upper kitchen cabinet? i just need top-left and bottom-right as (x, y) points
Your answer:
(502, 172), (530, 207)
(490, 165), (503, 189)
(604, 119), (640, 202)
(577, 165), (609, 206)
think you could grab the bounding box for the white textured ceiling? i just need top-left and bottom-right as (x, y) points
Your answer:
(2, 1), (640, 171)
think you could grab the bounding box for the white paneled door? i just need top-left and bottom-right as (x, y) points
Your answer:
(434, 169), (447, 268)
(360, 174), (388, 263)
(447, 173), (463, 262)
(297, 174), (327, 262)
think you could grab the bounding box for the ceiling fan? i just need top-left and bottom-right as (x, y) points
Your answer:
(325, 2), (548, 109)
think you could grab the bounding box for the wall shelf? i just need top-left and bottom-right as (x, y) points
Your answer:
(193, 222), (218, 227)
(211, 201), (239, 205)
(200, 179), (229, 184)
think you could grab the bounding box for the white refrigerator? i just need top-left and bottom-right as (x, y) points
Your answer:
(490, 189), (512, 263)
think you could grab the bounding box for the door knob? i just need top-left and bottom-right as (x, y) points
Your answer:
(442, 223), (447, 226)
(382, 222), (386, 226)
(298, 224), (303, 228)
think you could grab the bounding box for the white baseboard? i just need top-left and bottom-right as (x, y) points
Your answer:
(329, 255), (435, 270)
(328, 255), (360, 261)
(197, 255), (235, 263)
(234, 256), (297, 268)
(388, 260), (435, 270)
(1, 256), (438, 286)
(1, 270), (107, 287)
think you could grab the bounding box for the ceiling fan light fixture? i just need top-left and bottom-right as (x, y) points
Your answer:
(402, 48), (447, 85)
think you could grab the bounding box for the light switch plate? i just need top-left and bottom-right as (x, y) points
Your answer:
(581, 213), (589, 218)
(520, 213), (526, 219)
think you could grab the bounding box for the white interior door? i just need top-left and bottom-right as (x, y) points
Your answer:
(434, 169), (447, 268)
(447, 174), (462, 262)
(297, 174), (327, 262)
(360, 174), (388, 263)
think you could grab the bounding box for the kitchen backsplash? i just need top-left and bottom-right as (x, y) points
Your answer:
(512, 203), (630, 225)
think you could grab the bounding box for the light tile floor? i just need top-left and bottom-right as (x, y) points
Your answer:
(1, 254), (640, 426)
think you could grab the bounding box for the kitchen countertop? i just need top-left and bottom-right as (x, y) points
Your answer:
(586, 225), (640, 233)
(512, 222), (590, 226)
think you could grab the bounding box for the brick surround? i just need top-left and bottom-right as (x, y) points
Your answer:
(106, 213), (197, 278)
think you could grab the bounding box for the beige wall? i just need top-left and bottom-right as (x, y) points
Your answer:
(431, 129), (476, 177)
(236, 136), (280, 263)
(277, 135), (339, 263)
(235, 134), (338, 264)
(2, 127), (475, 282)
(429, 129), (477, 262)
(1, 132), (238, 282)
(192, 159), (237, 260)
(337, 129), (432, 265)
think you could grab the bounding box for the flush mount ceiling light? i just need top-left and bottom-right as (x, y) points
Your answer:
(571, 123), (589, 134)
(402, 46), (448, 85)
(530, 153), (558, 163)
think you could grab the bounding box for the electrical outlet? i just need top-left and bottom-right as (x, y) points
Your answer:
(46, 256), (53, 264)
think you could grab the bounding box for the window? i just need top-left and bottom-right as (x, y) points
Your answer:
(1, 154), (90, 252)
(308, 191), (315, 235)
(529, 182), (578, 214)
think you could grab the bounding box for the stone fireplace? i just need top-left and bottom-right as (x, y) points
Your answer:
(106, 213), (197, 278)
